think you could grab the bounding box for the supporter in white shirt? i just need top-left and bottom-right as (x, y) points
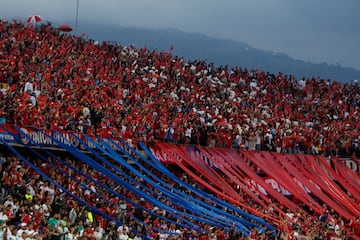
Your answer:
(26, 179), (36, 197)
(119, 200), (127, 211)
(264, 129), (273, 145)
(0, 204), (9, 223)
(65, 226), (77, 240)
(94, 225), (105, 240)
(23, 79), (34, 94)
(0, 85), (7, 97)
(57, 220), (69, 239)
(4, 195), (15, 210)
(25, 223), (38, 239)
(158, 232), (169, 240)
(69, 207), (77, 225)
(40, 182), (55, 204)
(117, 224), (129, 234)
(6, 226), (19, 240)
(185, 126), (193, 144)
(83, 106), (91, 118)
(118, 228), (129, 240)
(42, 199), (52, 218)
(298, 78), (306, 89)
(16, 223), (28, 238)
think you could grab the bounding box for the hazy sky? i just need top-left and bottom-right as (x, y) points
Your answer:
(2, 0), (360, 71)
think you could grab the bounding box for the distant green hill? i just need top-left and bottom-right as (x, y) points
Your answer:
(77, 22), (359, 83)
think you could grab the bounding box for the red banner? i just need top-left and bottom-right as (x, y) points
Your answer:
(149, 143), (181, 164)
(150, 142), (360, 221)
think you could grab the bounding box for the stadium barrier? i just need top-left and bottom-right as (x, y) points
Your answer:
(1, 123), (359, 171)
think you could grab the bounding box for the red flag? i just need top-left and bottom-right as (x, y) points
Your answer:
(170, 44), (174, 51)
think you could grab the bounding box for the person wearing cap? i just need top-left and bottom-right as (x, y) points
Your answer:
(16, 222), (28, 238)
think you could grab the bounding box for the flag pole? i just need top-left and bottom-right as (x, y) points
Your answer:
(75, 0), (79, 36)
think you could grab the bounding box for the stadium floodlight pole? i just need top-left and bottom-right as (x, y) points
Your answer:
(75, 0), (79, 36)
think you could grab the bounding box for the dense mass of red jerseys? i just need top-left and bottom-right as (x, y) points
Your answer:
(1, 18), (360, 239)
(0, 20), (359, 159)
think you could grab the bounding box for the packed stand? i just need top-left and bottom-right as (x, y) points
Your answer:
(0, 151), (234, 240)
(0, 20), (360, 160)
(0, 148), (284, 239)
(1, 146), (359, 240)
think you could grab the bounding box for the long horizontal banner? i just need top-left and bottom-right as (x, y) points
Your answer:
(2, 124), (359, 175)
(0, 131), (16, 142)
(0, 124), (118, 151)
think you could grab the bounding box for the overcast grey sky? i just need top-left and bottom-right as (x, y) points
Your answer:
(2, 0), (360, 70)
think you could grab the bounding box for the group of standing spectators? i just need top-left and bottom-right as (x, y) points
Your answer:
(0, 20), (359, 160)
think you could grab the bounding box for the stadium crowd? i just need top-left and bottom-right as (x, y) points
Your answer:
(0, 20), (359, 159)
(0, 148), (359, 240)
(0, 20), (360, 239)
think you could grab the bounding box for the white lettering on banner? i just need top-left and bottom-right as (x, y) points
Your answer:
(55, 132), (72, 146)
(169, 150), (182, 163)
(257, 184), (267, 195)
(264, 178), (291, 195)
(344, 159), (359, 172)
(21, 129), (82, 147)
(2, 126), (123, 151)
(27, 130), (53, 145)
(245, 178), (268, 195)
(293, 178), (312, 193)
(196, 149), (218, 169)
(69, 133), (79, 147)
(150, 147), (175, 163)
(52, 132), (63, 144)
(189, 150), (206, 165)
(0, 132), (15, 142)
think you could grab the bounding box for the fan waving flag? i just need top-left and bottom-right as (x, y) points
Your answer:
(27, 14), (42, 24)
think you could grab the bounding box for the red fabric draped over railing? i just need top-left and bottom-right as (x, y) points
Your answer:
(331, 157), (360, 192)
(152, 143), (360, 221)
(210, 147), (298, 222)
(155, 142), (283, 227)
(294, 154), (360, 215)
